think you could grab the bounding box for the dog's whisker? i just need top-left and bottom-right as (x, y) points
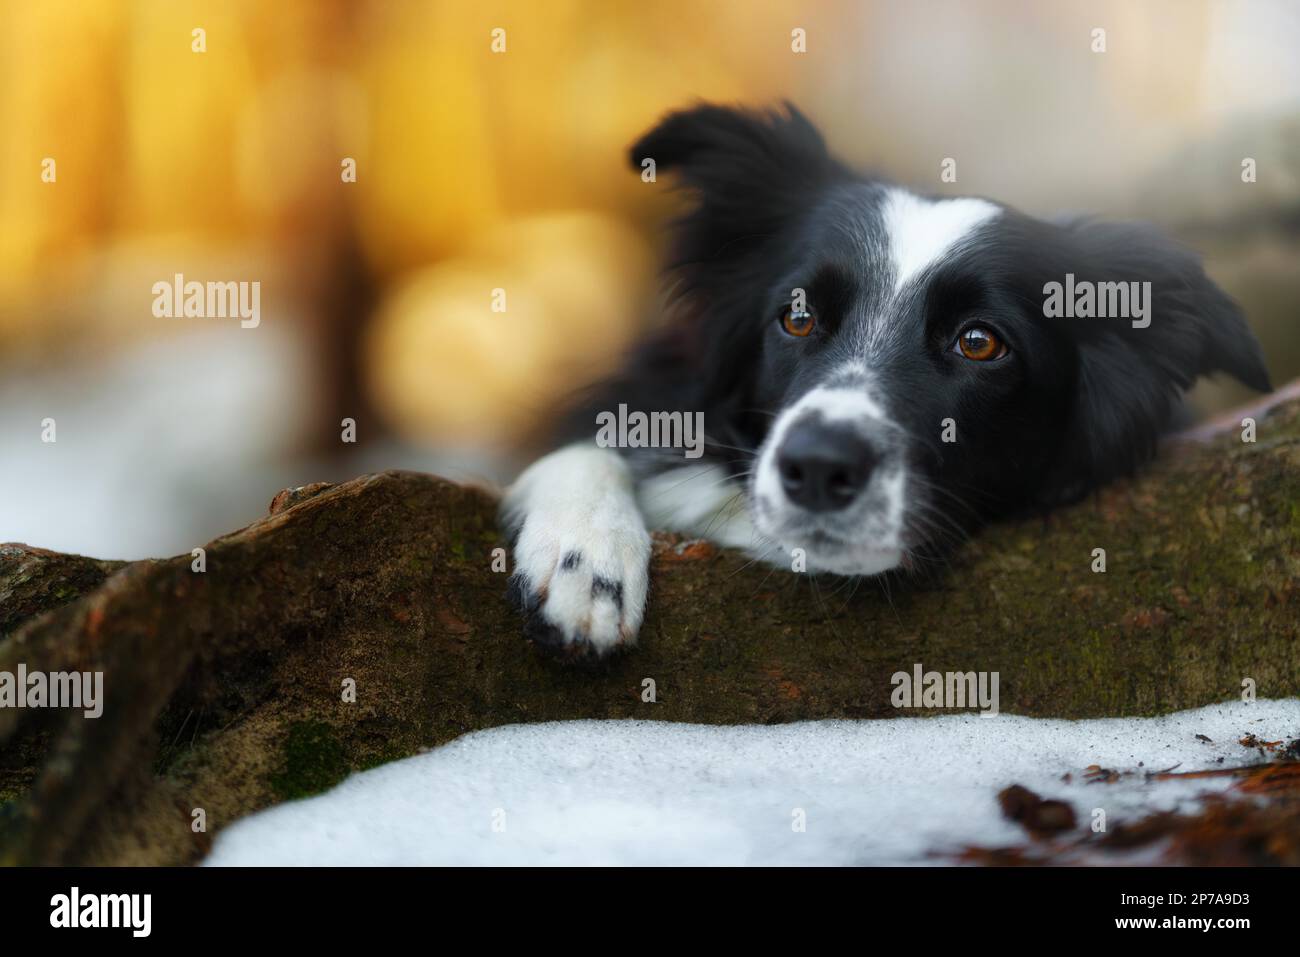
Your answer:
(726, 541), (783, 582)
(639, 458), (751, 501)
(493, 101), (1269, 668)
(701, 489), (747, 540)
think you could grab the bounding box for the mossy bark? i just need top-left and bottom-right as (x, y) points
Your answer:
(0, 392), (1297, 865)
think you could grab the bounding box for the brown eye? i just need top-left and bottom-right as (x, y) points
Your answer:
(955, 326), (1007, 361)
(781, 308), (816, 337)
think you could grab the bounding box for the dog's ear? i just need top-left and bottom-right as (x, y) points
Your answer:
(625, 103), (843, 431)
(1039, 219), (1271, 503)
(628, 103), (841, 274)
(629, 101), (834, 196)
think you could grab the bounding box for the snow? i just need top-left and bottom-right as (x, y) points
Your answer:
(0, 328), (512, 560)
(204, 699), (1299, 866)
(0, 329), (311, 559)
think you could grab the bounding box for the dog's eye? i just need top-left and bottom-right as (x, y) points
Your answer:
(780, 308), (816, 338)
(954, 326), (1007, 361)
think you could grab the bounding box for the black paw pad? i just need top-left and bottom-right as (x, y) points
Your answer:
(522, 617), (606, 666)
(590, 576), (624, 611)
(506, 573), (541, 614)
(522, 615), (568, 652)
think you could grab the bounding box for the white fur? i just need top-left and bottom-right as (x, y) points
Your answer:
(881, 188), (1000, 292)
(636, 464), (765, 553)
(503, 191), (1000, 642)
(502, 444), (650, 653)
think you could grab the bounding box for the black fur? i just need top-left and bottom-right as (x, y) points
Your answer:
(555, 103), (1269, 557)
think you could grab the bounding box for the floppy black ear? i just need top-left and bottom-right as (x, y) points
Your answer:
(628, 103), (843, 278)
(1040, 219), (1271, 502)
(620, 104), (845, 445)
(629, 101), (834, 195)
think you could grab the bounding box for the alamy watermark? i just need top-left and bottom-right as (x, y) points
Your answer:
(0, 664), (103, 718)
(1043, 273), (1150, 329)
(595, 404), (704, 459)
(50, 887), (150, 937)
(890, 663), (999, 717)
(152, 273), (260, 328)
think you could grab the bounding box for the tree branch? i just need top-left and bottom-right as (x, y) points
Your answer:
(1, 391), (1297, 865)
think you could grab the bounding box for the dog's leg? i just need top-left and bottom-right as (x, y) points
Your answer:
(501, 443), (651, 657)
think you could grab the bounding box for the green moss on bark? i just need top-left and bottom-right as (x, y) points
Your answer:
(270, 721), (349, 801)
(0, 395), (1296, 865)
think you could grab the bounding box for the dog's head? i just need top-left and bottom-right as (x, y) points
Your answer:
(629, 103), (1270, 575)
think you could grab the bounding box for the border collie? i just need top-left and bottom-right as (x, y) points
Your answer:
(501, 103), (1270, 659)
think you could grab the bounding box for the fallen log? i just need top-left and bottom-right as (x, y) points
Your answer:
(0, 390), (1297, 865)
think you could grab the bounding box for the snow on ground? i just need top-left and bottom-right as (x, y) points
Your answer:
(0, 329), (513, 560)
(0, 329), (312, 559)
(205, 699), (1299, 866)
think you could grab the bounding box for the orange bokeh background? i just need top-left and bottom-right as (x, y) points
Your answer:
(1, 0), (1296, 556)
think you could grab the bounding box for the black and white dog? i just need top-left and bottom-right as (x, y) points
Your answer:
(501, 103), (1270, 659)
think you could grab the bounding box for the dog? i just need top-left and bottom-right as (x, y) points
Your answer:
(500, 103), (1270, 659)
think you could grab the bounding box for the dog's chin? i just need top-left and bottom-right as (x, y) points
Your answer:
(803, 540), (904, 576)
(751, 496), (905, 576)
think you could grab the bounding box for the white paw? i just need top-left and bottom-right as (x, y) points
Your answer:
(502, 445), (651, 658)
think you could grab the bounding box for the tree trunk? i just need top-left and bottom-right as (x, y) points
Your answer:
(1, 390), (1297, 865)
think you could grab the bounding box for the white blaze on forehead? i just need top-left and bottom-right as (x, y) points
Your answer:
(882, 188), (1000, 292)
(770, 380), (888, 445)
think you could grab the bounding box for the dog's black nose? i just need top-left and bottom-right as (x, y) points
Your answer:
(777, 423), (877, 512)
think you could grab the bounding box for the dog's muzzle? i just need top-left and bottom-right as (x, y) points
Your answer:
(775, 419), (880, 513)
(749, 381), (908, 575)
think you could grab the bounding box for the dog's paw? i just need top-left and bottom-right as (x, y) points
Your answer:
(502, 445), (651, 659)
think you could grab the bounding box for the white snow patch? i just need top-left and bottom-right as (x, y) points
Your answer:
(0, 329), (311, 559)
(205, 699), (1299, 866)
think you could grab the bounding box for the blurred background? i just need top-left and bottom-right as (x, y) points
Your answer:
(1, 0), (1297, 559)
